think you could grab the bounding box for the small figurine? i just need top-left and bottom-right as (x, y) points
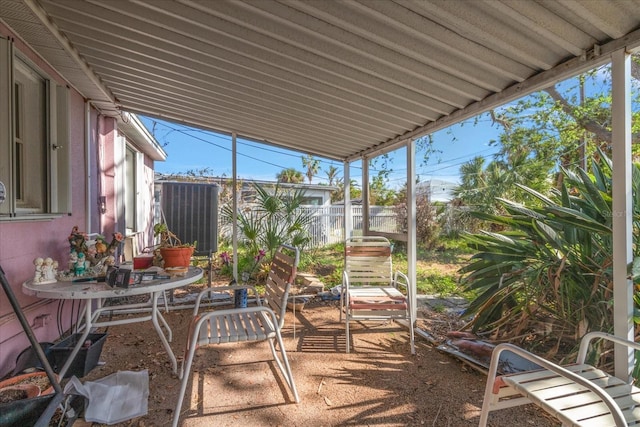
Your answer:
(100, 255), (116, 275)
(36, 257), (58, 284)
(69, 250), (78, 272)
(74, 252), (87, 276)
(42, 257), (52, 280)
(43, 257), (57, 282)
(33, 257), (44, 283)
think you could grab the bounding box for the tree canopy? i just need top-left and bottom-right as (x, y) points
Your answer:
(454, 57), (640, 216)
(276, 167), (304, 184)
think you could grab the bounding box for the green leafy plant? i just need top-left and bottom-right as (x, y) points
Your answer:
(218, 248), (267, 285)
(221, 182), (313, 257)
(153, 223), (197, 248)
(459, 150), (640, 359)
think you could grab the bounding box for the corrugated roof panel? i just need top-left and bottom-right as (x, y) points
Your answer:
(1, 0), (639, 161)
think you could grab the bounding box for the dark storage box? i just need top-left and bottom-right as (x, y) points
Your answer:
(50, 333), (107, 378)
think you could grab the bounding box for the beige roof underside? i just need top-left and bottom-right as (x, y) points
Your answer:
(1, 0), (640, 161)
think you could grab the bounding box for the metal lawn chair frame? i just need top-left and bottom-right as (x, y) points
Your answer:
(479, 331), (640, 427)
(340, 236), (415, 354)
(171, 244), (300, 427)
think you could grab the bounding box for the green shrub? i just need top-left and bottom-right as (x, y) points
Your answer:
(416, 271), (461, 296)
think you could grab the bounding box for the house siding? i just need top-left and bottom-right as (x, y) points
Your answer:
(0, 23), (140, 378)
(0, 97), (90, 380)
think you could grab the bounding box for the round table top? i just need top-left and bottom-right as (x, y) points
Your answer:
(22, 266), (203, 300)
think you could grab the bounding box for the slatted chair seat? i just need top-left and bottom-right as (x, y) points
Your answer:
(341, 236), (415, 354)
(479, 331), (640, 427)
(195, 308), (276, 343)
(349, 287), (408, 311)
(172, 245), (300, 427)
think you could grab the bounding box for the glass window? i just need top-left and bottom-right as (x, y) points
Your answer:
(125, 146), (136, 231)
(14, 58), (46, 212)
(0, 38), (70, 219)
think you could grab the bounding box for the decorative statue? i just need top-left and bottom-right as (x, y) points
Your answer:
(39, 257), (58, 283)
(33, 257), (44, 283)
(69, 250), (78, 272)
(100, 255), (116, 276)
(34, 257), (58, 284)
(43, 257), (57, 282)
(74, 252), (87, 276)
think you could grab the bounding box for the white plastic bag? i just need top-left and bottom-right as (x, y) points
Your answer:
(64, 370), (149, 425)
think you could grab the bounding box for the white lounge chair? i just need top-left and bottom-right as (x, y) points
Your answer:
(479, 331), (640, 427)
(341, 236), (415, 354)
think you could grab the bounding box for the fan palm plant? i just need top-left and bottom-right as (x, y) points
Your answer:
(221, 182), (313, 259)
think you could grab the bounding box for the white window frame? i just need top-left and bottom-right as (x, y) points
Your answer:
(0, 36), (71, 220)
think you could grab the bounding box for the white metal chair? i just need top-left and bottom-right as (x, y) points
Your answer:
(479, 331), (640, 427)
(171, 245), (300, 427)
(341, 236), (415, 354)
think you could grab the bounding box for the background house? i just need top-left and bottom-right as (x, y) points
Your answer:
(237, 180), (336, 206)
(416, 179), (458, 203)
(155, 174), (336, 206)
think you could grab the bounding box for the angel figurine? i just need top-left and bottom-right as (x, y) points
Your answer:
(69, 250), (78, 272)
(43, 257), (58, 282)
(33, 257), (44, 283)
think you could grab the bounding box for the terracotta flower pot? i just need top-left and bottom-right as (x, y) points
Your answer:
(0, 384), (40, 402)
(160, 246), (194, 268)
(0, 371), (59, 426)
(0, 371), (57, 396)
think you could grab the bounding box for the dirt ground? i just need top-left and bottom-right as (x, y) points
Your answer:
(61, 288), (558, 427)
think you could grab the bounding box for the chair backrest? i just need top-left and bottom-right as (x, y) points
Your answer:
(263, 244), (299, 329)
(344, 236), (393, 285)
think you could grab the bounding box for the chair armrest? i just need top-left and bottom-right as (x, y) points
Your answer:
(578, 331), (640, 364)
(392, 271), (409, 290)
(393, 271), (411, 299)
(488, 343), (627, 427)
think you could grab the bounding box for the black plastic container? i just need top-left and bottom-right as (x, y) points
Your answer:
(10, 342), (55, 377)
(50, 333), (107, 378)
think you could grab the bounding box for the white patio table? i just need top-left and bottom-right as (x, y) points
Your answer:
(22, 266), (203, 378)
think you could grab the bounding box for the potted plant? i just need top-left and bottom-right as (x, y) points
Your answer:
(0, 371), (59, 426)
(153, 223), (197, 269)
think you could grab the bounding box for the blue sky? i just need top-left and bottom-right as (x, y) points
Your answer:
(140, 114), (503, 189)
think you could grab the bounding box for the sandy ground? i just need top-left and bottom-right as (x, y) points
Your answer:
(66, 297), (557, 427)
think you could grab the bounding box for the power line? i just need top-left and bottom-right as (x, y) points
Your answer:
(147, 118), (351, 177)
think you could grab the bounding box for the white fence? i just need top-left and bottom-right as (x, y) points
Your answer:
(300, 205), (400, 248)
(220, 205), (400, 249)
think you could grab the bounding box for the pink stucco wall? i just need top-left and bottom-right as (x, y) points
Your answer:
(0, 23), (118, 378)
(99, 116), (118, 239)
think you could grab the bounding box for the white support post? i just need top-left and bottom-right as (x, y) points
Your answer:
(343, 161), (352, 240)
(232, 132), (238, 282)
(362, 157), (370, 236)
(406, 140), (417, 321)
(611, 48), (634, 381)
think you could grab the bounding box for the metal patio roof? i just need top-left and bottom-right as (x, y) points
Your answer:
(2, 0), (640, 162)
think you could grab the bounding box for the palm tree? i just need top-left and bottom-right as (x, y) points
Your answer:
(276, 168), (304, 183)
(221, 182), (313, 256)
(454, 156), (487, 208)
(324, 165), (339, 186)
(302, 154), (319, 183)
